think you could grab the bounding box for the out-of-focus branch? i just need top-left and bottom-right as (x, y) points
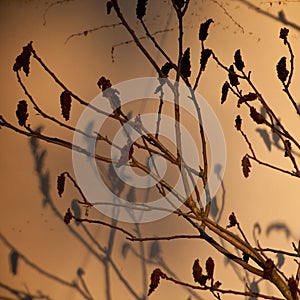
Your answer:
(65, 22), (122, 44)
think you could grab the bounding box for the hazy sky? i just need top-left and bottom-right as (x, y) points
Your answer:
(1, 1), (300, 299)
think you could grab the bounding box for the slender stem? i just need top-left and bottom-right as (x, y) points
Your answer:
(255, 248), (300, 258)
(283, 83), (300, 115)
(140, 19), (175, 66)
(0, 116), (112, 163)
(171, 6), (197, 214)
(201, 217), (265, 267)
(65, 22), (122, 44)
(188, 89), (209, 215)
(63, 172), (89, 204)
(128, 234), (200, 242)
(72, 216), (135, 239)
(285, 40), (294, 89)
(248, 154), (299, 177)
(161, 273), (285, 300)
(193, 41), (204, 91)
(111, 0), (164, 77)
(239, 129), (299, 177)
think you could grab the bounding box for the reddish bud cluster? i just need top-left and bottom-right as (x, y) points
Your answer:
(57, 173), (66, 197)
(199, 19), (214, 41)
(161, 62), (173, 77)
(16, 100), (29, 127)
(276, 57), (289, 83)
(106, 1), (113, 14)
(200, 48), (212, 71)
(64, 208), (73, 224)
(227, 212), (238, 228)
(205, 257), (215, 279)
(98, 76), (122, 113)
(242, 155), (251, 178)
(242, 252), (250, 263)
(263, 258), (275, 280)
(97, 76), (112, 92)
(279, 27), (289, 44)
(221, 81), (229, 104)
(174, 0), (185, 9)
(250, 107), (265, 124)
(238, 92), (257, 107)
(60, 91), (72, 121)
(235, 115), (242, 131)
(234, 49), (245, 71)
(192, 259), (204, 284)
(148, 268), (164, 296)
(193, 258), (216, 286)
(13, 42), (32, 76)
(212, 281), (222, 290)
(180, 48), (191, 78)
(136, 0), (148, 19)
(228, 65), (239, 86)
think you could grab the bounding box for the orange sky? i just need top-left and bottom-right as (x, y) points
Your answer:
(0, 1), (300, 299)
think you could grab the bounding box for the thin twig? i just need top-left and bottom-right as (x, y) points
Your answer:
(239, 123), (300, 177)
(0, 115), (112, 163)
(63, 172), (89, 205)
(72, 216), (136, 239)
(128, 234), (200, 242)
(210, 0), (244, 33)
(111, 28), (174, 63)
(255, 248), (300, 258)
(161, 272), (285, 300)
(140, 19), (175, 65)
(285, 39), (294, 89)
(283, 83), (300, 115)
(65, 23), (122, 44)
(111, 0), (164, 76)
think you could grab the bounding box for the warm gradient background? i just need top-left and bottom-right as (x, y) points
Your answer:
(0, 1), (300, 299)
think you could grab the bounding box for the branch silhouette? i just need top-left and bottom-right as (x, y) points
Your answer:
(1, 1), (300, 299)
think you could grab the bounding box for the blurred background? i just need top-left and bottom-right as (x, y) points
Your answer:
(0, 1), (300, 299)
